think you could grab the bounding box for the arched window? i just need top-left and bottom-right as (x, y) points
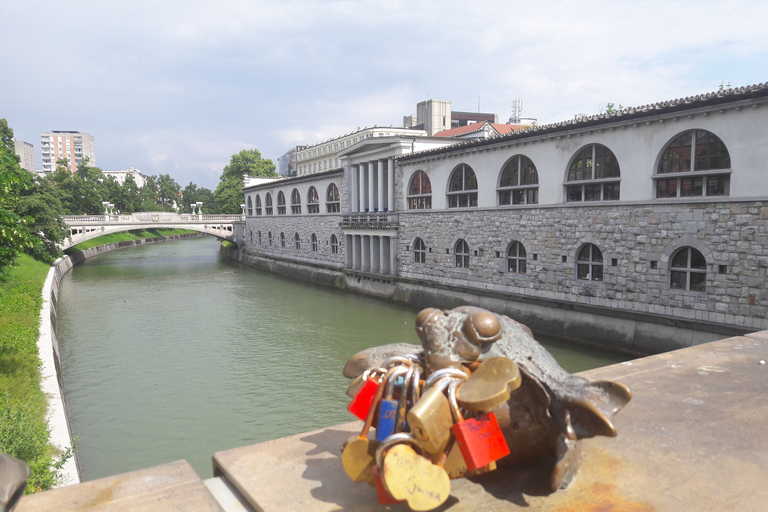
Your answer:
(499, 156), (538, 205)
(247, 196), (253, 216)
(447, 164), (478, 208)
(670, 247), (707, 291)
(655, 130), (731, 198)
(294, 232), (301, 250)
(311, 233), (318, 251)
(280, 232), (285, 247)
(455, 239), (470, 268)
(255, 194), (262, 216)
(291, 189), (301, 214)
(507, 241), (527, 274)
(307, 186), (319, 214)
(326, 183), (340, 213)
(566, 145), (620, 202)
(265, 193), (273, 215)
(408, 171), (432, 209)
(258, 231), (262, 244)
(330, 234), (339, 254)
(414, 237), (426, 263)
(277, 191), (286, 215)
(577, 244), (603, 281)
(268, 231), (273, 245)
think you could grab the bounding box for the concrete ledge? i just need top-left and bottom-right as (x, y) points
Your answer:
(211, 333), (768, 511)
(16, 460), (225, 512)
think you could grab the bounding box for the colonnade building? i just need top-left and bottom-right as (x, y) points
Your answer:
(236, 83), (768, 354)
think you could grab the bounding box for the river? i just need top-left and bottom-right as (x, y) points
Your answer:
(56, 236), (631, 480)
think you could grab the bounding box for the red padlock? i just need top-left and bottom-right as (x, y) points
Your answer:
(449, 382), (510, 471)
(347, 370), (382, 421)
(372, 465), (403, 505)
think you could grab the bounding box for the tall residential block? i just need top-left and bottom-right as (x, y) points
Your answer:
(13, 140), (35, 172)
(40, 131), (95, 173)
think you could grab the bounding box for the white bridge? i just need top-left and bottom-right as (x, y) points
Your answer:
(62, 212), (245, 249)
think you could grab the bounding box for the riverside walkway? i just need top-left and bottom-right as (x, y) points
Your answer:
(61, 212), (245, 249)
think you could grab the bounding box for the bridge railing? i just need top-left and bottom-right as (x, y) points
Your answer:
(63, 212), (245, 223)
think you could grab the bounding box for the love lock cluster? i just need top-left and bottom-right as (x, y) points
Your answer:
(342, 354), (521, 511)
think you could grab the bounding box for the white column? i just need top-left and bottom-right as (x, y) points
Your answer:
(381, 237), (390, 275)
(346, 235), (353, 269)
(388, 157), (395, 212)
(368, 162), (375, 213)
(358, 163), (366, 212)
(350, 165), (358, 213)
(389, 236), (397, 277)
(362, 235), (371, 272)
(377, 159), (385, 213)
(372, 236), (380, 274)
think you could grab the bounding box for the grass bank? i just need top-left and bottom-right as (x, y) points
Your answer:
(0, 254), (69, 492)
(66, 228), (198, 252)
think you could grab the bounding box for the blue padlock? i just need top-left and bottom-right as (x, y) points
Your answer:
(376, 366), (407, 441)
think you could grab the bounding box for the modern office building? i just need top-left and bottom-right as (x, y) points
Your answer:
(40, 131), (95, 173)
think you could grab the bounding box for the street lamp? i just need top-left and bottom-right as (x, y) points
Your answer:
(102, 201), (109, 215)
(196, 202), (203, 215)
(240, 203), (246, 216)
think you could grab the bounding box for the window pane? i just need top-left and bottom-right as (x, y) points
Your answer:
(500, 158), (519, 187)
(690, 271), (706, 291)
(568, 147), (592, 181)
(671, 248), (689, 268)
(449, 167), (465, 191)
(519, 259), (526, 274)
(520, 157), (538, 185)
(512, 190), (525, 204)
(706, 175), (730, 196)
(670, 270), (686, 289)
(604, 182), (620, 200)
(584, 184), (601, 201)
(578, 245), (591, 262)
(591, 246), (603, 263)
(594, 145), (620, 178)
(592, 265), (603, 281)
(464, 168), (478, 190)
(656, 178), (677, 198)
(690, 249), (706, 269)
(508, 259), (517, 273)
(680, 177), (703, 197)
(567, 185), (582, 202)
(526, 189), (538, 204)
(498, 190), (511, 205)
(577, 263), (590, 280)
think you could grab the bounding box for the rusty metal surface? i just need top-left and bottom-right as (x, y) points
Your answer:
(16, 460), (225, 512)
(213, 334), (768, 511)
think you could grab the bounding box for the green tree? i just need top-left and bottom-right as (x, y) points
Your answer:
(156, 174), (181, 210)
(214, 149), (276, 213)
(15, 176), (69, 263)
(0, 120), (36, 275)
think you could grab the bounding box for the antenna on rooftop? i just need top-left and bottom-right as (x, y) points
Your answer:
(509, 99), (523, 124)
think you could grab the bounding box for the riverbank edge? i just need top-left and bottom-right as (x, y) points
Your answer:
(39, 232), (205, 487)
(224, 246), (753, 356)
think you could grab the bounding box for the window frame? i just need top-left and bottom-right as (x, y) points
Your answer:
(280, 232), (285, 248)
(654, 130), (732, 199)
(311, 233), (318, 252)
(307, 186), (320, 214)
(330, 234), (339, 254)
(498, 156), (539, 206)
(291, 188), (301, 214)
(255, 194), (262, 216)
(454, 239), (470, 268)
(277, 191), (286, 215)
(669, 247), (707, 292)
(577, 243), (604, 281)
(294, 232), (301, 250)
(414, 237), (426, 263)
(408, 171), (432, 210)
(447, 164), (478, 208)
(265, 193), (273, 215)
(565, 144), (621, 202)
(507, 241), (527, 274)
(326, 183), (340, 213)
(247, 196), (253, 216)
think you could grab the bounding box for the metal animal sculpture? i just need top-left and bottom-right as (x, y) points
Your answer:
(344, 305), (632, 491)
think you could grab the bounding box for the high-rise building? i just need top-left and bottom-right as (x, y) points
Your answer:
(13, 140), (35, 172)
(40, 131), (95, 174)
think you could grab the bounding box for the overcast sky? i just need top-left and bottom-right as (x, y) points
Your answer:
(2, 1), (766, 190)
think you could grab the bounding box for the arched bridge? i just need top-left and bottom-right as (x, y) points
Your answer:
(62, 212), (245, 250)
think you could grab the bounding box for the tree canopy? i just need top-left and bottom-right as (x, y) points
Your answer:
(214, 148), (276, 214)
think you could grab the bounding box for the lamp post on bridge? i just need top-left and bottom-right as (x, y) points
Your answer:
(240, 203), (246, 218)
(102, 201), (109, 216)
(196, 202), (203, 216)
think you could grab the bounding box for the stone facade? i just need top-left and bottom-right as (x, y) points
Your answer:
(236, 83), (768, 346)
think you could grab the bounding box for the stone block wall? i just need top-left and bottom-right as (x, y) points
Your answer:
(243, 215), (345, 267)
(397, 201), (768, 330)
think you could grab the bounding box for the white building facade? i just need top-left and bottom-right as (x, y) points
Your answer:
(40, 131), (95, 173)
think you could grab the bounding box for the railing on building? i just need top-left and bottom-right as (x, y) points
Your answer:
(340, 213), (399, 229)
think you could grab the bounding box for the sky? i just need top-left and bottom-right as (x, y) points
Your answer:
(2, 0), (767, 191)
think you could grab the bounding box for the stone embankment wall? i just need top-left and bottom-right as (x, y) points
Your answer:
(38, 233), (204, 487)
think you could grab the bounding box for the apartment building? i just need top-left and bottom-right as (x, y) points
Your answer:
(40, 131), (95, 173)
(13, 140), (35, 172)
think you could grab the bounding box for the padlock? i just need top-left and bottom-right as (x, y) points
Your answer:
(450, 379), (511, 471)
(372, 464), (403, 505)
(346, 366), (385, 398)
(376, 433), (451, 512)
(376, 366), (408, 441)
(456, 356), (522, 411)
(406, 370), (467, 459)
(395, 364), (422, 434)
(347, 368), (385, 421)
(443, 379), (498, 479)
(341, 366), (402, 483)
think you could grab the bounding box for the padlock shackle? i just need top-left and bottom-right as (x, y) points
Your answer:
(447, 380), (466, 423)
(375, 432), (425, 468)
(382, 354), (420, 369)
(360, 366), (403, 437)
(395, 364), (420, 434)
(425, 367), (467, 390)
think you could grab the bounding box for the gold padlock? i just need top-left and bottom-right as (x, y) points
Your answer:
(456, 356), (522, 411)
(406, 369), (467, 459)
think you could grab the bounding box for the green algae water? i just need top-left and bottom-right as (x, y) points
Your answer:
(56, 236), (630, 480)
